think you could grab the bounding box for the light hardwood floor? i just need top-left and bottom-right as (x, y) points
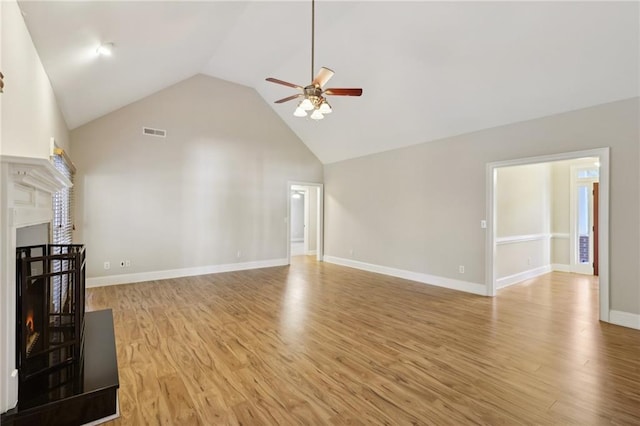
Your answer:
(86, 257), (640, 425)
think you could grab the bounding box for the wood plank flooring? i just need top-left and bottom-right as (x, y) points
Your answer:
(86, 256), (640, 425)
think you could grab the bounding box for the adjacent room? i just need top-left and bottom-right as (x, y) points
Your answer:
(1, 0), (639, 424)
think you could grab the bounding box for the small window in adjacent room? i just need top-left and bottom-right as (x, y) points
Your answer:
(577, 168), (599, 179)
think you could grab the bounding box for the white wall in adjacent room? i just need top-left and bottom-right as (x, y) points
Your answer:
(495, 163), (551, 282)
(290, 193), (305, 242)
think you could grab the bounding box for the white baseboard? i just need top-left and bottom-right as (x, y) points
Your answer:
(307, 250), (317, 256)
(552, 263), (571, 272)
(609, 310), (640, 330)
(323, 256), (486, 296)
(86, 258), (288, 288)
(497, 265), (551, 289)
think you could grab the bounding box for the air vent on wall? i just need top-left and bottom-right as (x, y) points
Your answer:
(142, 127), (166, 138)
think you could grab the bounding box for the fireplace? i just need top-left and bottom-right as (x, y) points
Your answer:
(2, 157), (119, 425)
(1, 156), (74, 412)
(16, 244), (86, 403)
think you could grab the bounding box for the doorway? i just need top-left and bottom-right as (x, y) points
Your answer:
(486, 148), (610, 322)
(570, 162), (600, 275)
(290, 187), (308, 256)
(287, 181), (323, 263)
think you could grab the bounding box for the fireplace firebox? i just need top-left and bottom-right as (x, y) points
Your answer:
(16, 244), (86, 401)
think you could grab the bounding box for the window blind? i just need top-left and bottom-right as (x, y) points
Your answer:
(52, 151), (74, 245)
(52, 150), (75, 313)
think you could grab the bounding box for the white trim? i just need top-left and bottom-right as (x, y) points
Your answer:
(496, 233), (550, 245)
(551, 263), (571, 272)
(303, 188), (310, 255)
(86, 258), (288, 288)
(307, 250), (318, 256)
(486, 165), (497, 296)
(497, 265), (551, 289)
(551, 233), (570, 239)
(324, 256), (486, 296)
(1, 156), (74, 413)
(487, 147), (610, 323)
(609, 310), (640, 330)
(0, 155), (72, 193)
(569, 164), (598, 276)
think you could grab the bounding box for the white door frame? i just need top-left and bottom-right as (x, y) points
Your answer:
(303, 188), (310, 255)
(287, 181), (323, 263)
(486, 148), (610, 322)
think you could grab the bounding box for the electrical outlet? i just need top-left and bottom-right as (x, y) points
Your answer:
(119, 261), (125, 268)
(480, 220), (487, 229)
(125, 260), (131, 267)
(459, 265), (465, 274)
(236, 250), (241, 258)
(527, 257), (532, 266)
(104, 261), (110, 270)
(349, 248), (354, 256)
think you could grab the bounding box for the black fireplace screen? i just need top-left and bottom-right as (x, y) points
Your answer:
(16, 244), (86, 390)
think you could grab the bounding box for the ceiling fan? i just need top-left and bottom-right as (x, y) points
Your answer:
(266, 0), (362, 120)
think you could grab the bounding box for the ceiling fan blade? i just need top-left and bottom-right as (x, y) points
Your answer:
(266, 77), (303, 90)
(312, 67), (335, 88)
(324, 88), (363, 97)
(274, 94), (303, 104)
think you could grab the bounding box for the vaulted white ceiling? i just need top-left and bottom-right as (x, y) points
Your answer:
(18, 1), (639, 164)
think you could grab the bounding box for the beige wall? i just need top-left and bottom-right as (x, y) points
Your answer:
(71, 74), (322, 279)
(551, 160), (571, 265)
(495, 163), (551, 281)
(0, 1), (69, 157)
(324, 98), (640, 315)
(496, 163), (550, 237)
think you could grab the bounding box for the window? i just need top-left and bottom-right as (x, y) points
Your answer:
(577, 168), (599, 179)
(52, 149), (75, 313)
(52, 150), (74, 244)
(570, 163), (599, 274)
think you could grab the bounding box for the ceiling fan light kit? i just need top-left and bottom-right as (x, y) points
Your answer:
(266, 0), (362, 120)
(96, 42), (114, 56)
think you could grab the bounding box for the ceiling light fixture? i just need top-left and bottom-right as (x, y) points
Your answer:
(265, 0), (362, 120)
(310, 109), (324, 120)
(293, 107), (307, 117)
(96, 42), (114, 56)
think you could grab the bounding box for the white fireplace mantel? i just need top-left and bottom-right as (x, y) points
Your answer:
(2, 155), (71, 226)
(0, 155), (72, 413)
